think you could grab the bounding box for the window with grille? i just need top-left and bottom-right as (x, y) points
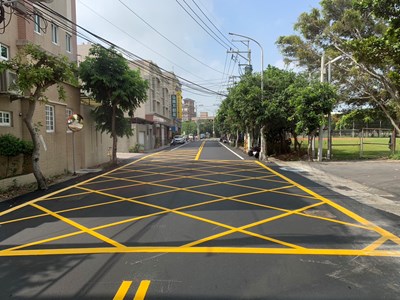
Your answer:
(0, 111), (11, 126)
(0, 44), (9, 60)
(45, 105), (55, 132)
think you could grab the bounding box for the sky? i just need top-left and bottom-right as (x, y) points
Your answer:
(76, 0), (321, 115)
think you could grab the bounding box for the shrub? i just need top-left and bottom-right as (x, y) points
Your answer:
(0, 134), (33, 156)
(0, 134), (22, 157)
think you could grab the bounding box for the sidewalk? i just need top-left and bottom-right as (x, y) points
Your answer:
(269, 158), (400, 217)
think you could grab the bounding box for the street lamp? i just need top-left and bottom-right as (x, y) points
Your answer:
(229, 33), (264, 152)
(319, 53), (346, 161)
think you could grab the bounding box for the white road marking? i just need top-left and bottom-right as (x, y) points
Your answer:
(219, 142), (244, 160)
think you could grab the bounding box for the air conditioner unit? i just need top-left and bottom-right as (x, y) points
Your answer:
(0, 70), (21, 95)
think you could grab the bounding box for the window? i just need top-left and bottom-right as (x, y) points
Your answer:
(66, 108), (73, 132)
(45, 105), (55, 132)
(0, 111), (11, 126)
(65, 33), (71, 52)
(34, 14), (41, 33)
(51, 23), (58, 44)
(0, 44), (9, 60)
(66, 108), (73, 119)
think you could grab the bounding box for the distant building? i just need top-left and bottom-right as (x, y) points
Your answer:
(182, 98), (196, 121)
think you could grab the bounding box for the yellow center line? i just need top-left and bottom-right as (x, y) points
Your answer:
(195, 141), (206, 160)
(134, 280), (151, 300)
(113, 280), (132, 300)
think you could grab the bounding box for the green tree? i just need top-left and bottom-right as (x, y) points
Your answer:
(277, 0), (400, 133)
(288, 80), (337, 160)
(261, 66), (298, 156)
(230, 74), (263, 150)
(181, 121), (197, 135)
(0, 44), (76, 190)
(79, 45), (148, 165)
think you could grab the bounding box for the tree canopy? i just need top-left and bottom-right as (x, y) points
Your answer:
(79, 45), (148, 165)
(276, 0), (400, 133)
(0, 43), (77, 189)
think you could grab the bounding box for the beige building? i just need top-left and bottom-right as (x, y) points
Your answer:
(77, 45), (183, 152)
(130, 60), (182, 150)
(0, 1), (111, 189)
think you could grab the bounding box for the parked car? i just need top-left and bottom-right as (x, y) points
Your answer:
(172, 135), (186, 144)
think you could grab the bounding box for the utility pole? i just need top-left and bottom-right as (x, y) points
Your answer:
(227, 40), (252, 75)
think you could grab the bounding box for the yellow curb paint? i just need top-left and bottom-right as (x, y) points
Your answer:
(195, 141), (206, 160)
(113, 280), (132, 300)
(134, 280), (151, 300)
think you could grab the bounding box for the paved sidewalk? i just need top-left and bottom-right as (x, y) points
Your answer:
(269, 158), (400, 217)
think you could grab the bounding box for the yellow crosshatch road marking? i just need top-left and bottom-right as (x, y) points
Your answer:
(1, 145), (400, 258)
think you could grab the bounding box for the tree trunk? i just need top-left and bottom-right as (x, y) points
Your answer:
(24, 100), (48, 190)
(111, 104), (118, 165)
(235, 129), (239, 148)
(259, 125), (267, 161)
(307, 135), (313, 161)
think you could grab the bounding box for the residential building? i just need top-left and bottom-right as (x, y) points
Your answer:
(182, 98), (196, 121)
(77, 44), (182, 152)
(130, 60), (182, 150)
(0, 1), (110, 189)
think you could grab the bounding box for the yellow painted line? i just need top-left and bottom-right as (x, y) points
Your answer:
(255, 161), (400, 244)
(0, 152), (158, 217)
(43, 190), (91, 201)
(113, 280), (132, 300)
(1, 210), (170, 253)
(363, 236), (389, 251)
(1, 246), (399, 257)
(134, 280), (151, 300)
(183, 202), (323, 248)
(30, 203), (126, 249)
(195, 141), (206, 160)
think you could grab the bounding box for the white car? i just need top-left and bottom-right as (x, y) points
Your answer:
(173, 135), (186, 144)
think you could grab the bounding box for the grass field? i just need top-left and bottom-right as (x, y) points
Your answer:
(296, 136), (400, 160)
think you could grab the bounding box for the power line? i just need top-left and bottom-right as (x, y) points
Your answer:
(191, 0), (238, 50)
(30, 0), (228, 97)
(176, 0), (231, 50)
(77, 0), (206, 81)
(117, 0), (225, 75)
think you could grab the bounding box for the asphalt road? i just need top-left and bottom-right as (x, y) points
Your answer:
(1, 140), (400, 299)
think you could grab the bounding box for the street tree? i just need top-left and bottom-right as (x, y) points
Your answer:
(182, 120), (197, 135)
(230, 74), (263, 150)
(79, 45), (148, 165)
(215, 93), (243, 147)
(288, 80), (337, 160)
(277, 0), (400, 134)
(0, 44), (77, 190)
(261, 66), (298, 156)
